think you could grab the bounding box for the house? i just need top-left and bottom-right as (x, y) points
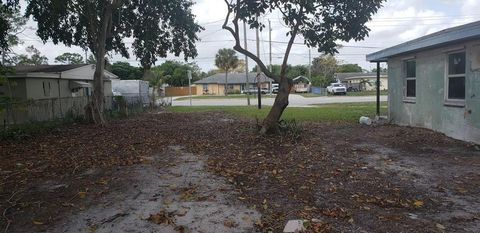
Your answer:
(292, 76), (311, 93)
(194, 72), (273, 95)
(0, 64), (117, 101)
(367, 21), (480, 144)
(335, 72), (388, 91)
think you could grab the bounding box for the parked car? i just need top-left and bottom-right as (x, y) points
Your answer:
(272, 83), (279, 93)
(327, 83), (347, 95)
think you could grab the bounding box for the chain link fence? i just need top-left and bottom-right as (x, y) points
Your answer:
(0, 94), (172, 134)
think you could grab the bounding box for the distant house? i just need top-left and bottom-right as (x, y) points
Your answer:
(292, 76), (311, 93)
(194, 72), (273, 95)
(367, 21), (480, 144)
(335, 72), (388, 91)
(0, 64), (117, 101)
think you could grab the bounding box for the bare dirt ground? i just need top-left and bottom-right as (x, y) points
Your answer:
(1, 111), (480, 232)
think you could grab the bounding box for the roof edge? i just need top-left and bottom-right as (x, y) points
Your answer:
(367, 20), (480, 62)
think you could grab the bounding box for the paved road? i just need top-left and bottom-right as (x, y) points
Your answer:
(172, 94), (388, 107)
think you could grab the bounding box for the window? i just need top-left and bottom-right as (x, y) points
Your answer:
(227, 84), (234, 90)
(42, 81), (51, 97)
(404, 60), (416, 98)
(202, 84), (208, 91)
(446, 51), (466, 102)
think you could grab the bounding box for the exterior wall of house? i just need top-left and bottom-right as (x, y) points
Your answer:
(198, 83), (269, 95)
(24, 78), (113, 100)
(200, 84), (231, 95)
(388, 39), (480, 144)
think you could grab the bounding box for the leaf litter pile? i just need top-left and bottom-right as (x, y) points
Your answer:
(1, 111), (480, 232)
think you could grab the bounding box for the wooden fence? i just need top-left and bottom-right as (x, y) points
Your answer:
(165, 86), (197, 97)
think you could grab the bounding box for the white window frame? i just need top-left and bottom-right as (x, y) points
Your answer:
(444, 50), (466, 107)
(403, 58), (416, 102)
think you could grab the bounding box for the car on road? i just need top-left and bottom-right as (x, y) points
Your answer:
(327, 83), (347, 95)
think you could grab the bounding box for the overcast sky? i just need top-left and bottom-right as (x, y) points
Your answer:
(11, 0), (480, 72)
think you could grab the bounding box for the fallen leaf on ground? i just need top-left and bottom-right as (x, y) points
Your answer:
(436, 223), (446, 230)
(224, 219), (238, 228)
(413, 200), (424, 208)
(147, 210), (175, 225)
(78, 191), (87, 199)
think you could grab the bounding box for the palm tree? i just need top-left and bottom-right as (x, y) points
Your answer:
(215, 48), (239, 96)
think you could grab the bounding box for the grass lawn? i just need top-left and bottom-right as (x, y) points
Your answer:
(343, 90), (388, 96)
(299, 90), (388, 98)
(168, 101), (387, 122)
(175, 94), (275, 101)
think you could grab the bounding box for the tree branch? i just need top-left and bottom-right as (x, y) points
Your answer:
(280, 7), (303, 79)
(222, 0), (279, 83)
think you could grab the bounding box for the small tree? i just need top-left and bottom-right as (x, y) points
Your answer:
(215, 48), (239, 96)
(144, 69), (164, 107)
(55, 52), (84, 64)
(312, 55), (338, 80)
(26, 0), (202, 124)
(222, 0), (384, 133)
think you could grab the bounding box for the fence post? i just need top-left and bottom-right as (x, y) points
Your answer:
(51, 98), (55, 120)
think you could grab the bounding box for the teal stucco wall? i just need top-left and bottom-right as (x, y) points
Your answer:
(388, 39), (480, 144)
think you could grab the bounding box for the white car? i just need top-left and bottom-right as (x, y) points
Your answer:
(327, 83), (347, 95)
(272, 83), (279, 93)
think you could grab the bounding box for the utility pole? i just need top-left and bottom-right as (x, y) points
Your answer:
(243, 21), (250, 106)
(84, 49), (88, 64)
(308, 49), (312, 80)
(256, 24), (261, 109)
(269, 20), (273, 95)
(187, 70), (192, 106)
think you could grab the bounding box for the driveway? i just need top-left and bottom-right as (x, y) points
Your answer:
(172, 94), (388, 107)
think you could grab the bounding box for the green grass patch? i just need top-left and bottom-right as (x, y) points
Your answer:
(343, 90), (388, 96)
(298, 93), (326, 98)
(297, 91), (388, 98)
(168, 102), (387, 122)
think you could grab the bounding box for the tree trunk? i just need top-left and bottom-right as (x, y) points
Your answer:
(224, 71), (228, 96)
(260, 77), (292, 134)
(87, 3), (113, 125)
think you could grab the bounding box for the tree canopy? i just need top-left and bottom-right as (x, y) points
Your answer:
(26, 0), (203, 68)
(110, 61), (143, 80)
(215, 48), (239, 73)
(13, 45), (48, 65)
(55, 52), (84, 64)
(152, 60), (202, 87)
(0, 0), (20, 53)
(252, 64), (308, 79)
(337, 64), (363, 73)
